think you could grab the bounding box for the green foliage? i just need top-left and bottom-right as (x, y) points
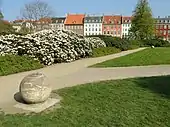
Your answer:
(0, 76), (170, 126)
(0, 11), (4, 19)
(130, 0), (155, 40)
(92, 47), (121, 57)
(89, 35), (140, 51)
(141, 38), (170, 47)
(0, 55), (43, 76)
(92, 47), (170, 67)
(0, 21), (15, 35)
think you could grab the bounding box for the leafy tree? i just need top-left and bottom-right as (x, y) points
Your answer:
(129, 0), (155, 40)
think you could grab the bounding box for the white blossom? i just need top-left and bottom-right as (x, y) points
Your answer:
(0, 29), (106, 65)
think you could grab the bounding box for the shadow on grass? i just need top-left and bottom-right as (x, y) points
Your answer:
(134, 75), (170, 98)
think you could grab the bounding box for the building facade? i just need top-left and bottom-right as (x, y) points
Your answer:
(155, 16), (170, 40)
(50, 17), (65, 30)
(84, 16), (103, 36)
(103, 15), (122, 37)
(65, 14), (85, 35)
(35, 18), (52, 31)
(121, 16), (132, 38)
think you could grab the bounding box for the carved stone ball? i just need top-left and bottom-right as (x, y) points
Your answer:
(19, 72), (52, 104)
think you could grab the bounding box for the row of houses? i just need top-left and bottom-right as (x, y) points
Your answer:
(12, 14), (170, 40)
(11, 14), (132, 38)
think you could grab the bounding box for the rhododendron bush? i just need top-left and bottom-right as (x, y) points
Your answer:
(0, 29), (106, 65)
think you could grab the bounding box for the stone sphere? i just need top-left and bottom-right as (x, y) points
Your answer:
(19, 72), (52, 104)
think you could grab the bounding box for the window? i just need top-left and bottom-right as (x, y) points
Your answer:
(89, 24), (91, 27)
(160, 30), (163, 34)
(96, 28), (97, 31)
(104, 31), (106, 34)
(164, 25), (167, 29)
(96, 24), (98, 27)
(164, 31), (166, 35)
(99, 28), (101, 31)
(107, 31), (110, 34)
(160, 25), (163, 29)
(92, 24), (94, 27)
(86, 28), (87, 31)
(89, 28), (91, 31)
(168, 30), (170, 34)
(92, 28), (94, 31)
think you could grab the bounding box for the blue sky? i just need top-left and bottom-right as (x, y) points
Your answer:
(2, 0), (170, 21)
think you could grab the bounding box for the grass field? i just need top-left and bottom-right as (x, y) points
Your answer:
(0, 76), (170, 127)
(91, 47), (170, 67)
(92, 47), (121, 57)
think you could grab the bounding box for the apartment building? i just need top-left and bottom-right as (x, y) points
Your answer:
(65, 14), (85, 35)
(155, 16), (170, 40)
(50, 17), (65, 30)
(121, 16), (132, 38)
(84, 16), (103, 36)
(103, 15), (122, 37)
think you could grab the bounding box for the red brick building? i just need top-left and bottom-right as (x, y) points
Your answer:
(103, 15), (122, 37)
(155, 17), (170, 40)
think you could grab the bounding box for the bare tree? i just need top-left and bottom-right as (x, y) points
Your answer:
(21, 0), (53, 20)
(20, 0), (53, 31)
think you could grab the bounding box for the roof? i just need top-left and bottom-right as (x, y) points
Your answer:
(84, 16), (103, 23)
(122, 16), (132, 24)
(103, 15), (122, 25)
(38, 18), (52, 24)
(51, 17), (65, 23)
(154, 17), (170, 24)
(65, 14), (85, 25)
(13, 19), (24, 23)
(2, 20), (10, 25)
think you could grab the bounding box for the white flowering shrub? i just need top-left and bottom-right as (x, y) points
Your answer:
(86, 37), (106, 48)
(0, 29), (106, 65)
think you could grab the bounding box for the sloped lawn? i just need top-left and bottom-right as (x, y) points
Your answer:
(0, 76), (170, 127)
(91, 47), (170, 67)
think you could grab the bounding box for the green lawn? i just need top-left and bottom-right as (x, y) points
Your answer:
(0, 55), (43, 76)
(1, 76), (170, 127)
(92, 47), (121, 57)
(91, 47), (170, 67)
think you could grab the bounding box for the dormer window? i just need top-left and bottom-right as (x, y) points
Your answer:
(72, 21), (76, 24)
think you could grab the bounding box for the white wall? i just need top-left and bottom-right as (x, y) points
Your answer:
(121, 24), (131, 38)
(50, 23), (64, 30)
(84, 23), (102, 36)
